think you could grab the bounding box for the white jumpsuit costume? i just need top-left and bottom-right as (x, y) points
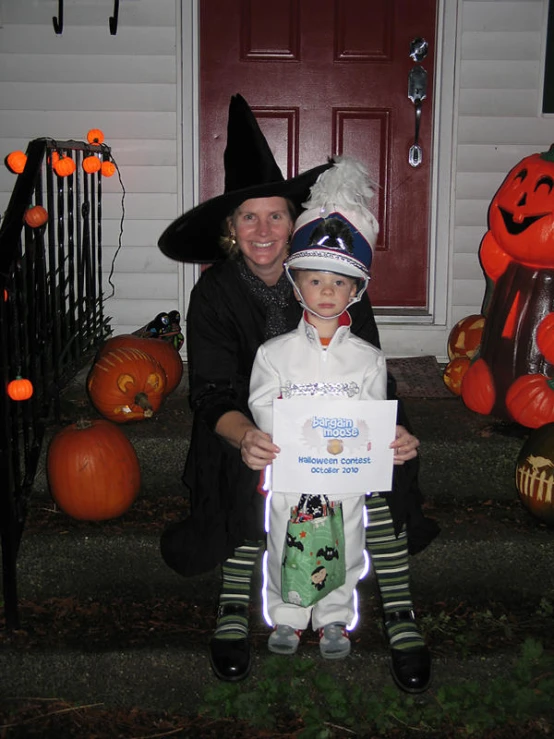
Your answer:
(248, 311), (387, 631)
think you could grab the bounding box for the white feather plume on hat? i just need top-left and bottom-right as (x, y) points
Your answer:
(303, 155), (378, 229)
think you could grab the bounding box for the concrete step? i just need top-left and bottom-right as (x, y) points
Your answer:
(14, 499), (553, 605)
(4, 501), (554, 714)
(4, 360), (552, 726)
(34, 391), (526, 505)
(0, 643), (540, 716)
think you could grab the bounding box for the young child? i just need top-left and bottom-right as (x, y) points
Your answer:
(248, 158), (389, 659)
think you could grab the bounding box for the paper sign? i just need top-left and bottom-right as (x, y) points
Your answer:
(271, 398), (397, 495)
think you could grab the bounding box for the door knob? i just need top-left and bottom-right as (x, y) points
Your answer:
(410, 37), (428, 62)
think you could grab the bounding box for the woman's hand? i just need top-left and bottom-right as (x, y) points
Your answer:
(214, 410), (280, 471)
(390, 425), (419, 465)
(241, 428), (280, 471)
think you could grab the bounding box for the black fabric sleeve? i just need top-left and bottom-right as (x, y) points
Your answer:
(186, 274), (248, 431)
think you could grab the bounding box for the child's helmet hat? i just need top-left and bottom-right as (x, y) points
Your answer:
(285, 157), (379, 284)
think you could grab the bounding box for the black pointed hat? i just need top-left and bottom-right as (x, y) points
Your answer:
(158, 94), (332, 262)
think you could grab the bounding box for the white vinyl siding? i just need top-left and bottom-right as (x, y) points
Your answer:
(0, 0), (181, 336)
(451, 0), (551, 329)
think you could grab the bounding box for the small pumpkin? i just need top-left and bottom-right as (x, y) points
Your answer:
(505, 374), (554, 428)
(99, 335), (183, 394)
(6, 150), (27, 174)
(461, 358), (495, 415)
(53, 155), (76, 177)
(443, 357), (471, 396)
(24, 205), (48, 228)
(515, 422), (554, 525)
(47, 418), (140, 520)
(87, 128), (105, 145)
(447, 315), (484, 360)
(101, 160), (116, 177)
(82, 155), (101, 174)
(87, 346), (166, 423)
(7, 376), (33, 401)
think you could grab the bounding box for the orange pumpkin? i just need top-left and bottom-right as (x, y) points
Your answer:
(505, 374), (554, 428)
(6, 150), (27, 174)
(87, 347), (166, 423)
(461, 358), (495, 415)
(101, 160), (116, 177)
(54, 155), (76, 177)
(24, 205), (48, 228)
(100, 335), (183, 394)
(87, 128), (105, 145)
(47, 418), (140, 520)
(7, 376), (33, 401)
(488, 147), (554, 267)
(443, 357), (471, 396)
(447, 315), (485, 360)
(536, 313), (554, 364)
(515, 422), (554, 525)
(82, 155), (101, 174)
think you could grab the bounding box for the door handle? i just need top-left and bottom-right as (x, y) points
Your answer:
(408, 65), (427, 167)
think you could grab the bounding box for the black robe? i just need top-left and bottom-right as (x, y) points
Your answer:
(160, 259), (439, 576)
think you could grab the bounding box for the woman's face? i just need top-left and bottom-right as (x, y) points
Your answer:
(230, 197), (293, 283)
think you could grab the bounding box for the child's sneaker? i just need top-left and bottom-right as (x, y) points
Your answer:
(268, 624), (303, 655)
(318, 623), (351, 660)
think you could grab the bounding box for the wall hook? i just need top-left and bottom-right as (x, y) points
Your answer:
(52, 0), (64, 35)
(109, 0), (119, 35)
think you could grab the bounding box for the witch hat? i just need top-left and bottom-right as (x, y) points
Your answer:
(158, 94), (332, 263)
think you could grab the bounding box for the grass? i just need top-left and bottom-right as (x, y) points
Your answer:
(199, 637), (554, 738)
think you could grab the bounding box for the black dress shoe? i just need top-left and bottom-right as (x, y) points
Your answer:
(390, 645), (431, 693)
(385, 610), (431, 694)
(209, 636), (251, 682)
(209, 603), (251, 682)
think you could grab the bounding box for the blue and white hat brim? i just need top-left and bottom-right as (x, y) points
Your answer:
(287, 209), (375, 281)
(285, 249), (369, 281)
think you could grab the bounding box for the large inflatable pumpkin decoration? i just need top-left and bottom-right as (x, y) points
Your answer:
(460, 145), (554, 427)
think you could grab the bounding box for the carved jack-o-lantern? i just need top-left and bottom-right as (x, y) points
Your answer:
(87, 347), (166, 423)
(516, 422), (554, 525)
(99, 335), (183, 395)
(443, 357), (471, 396)
(447, 315), (484, 361)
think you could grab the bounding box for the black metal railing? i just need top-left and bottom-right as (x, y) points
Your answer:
(0, 138), (111, 629)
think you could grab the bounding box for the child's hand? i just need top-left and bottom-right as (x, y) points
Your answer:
(241, 428), (280, 470)
(390, 425), (419, 465)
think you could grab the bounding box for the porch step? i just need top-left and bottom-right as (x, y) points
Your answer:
(3, 366), (553, 730)
(2, 492), (552, 715)
(33, 382), (526, 505)
(13, 501), (553, 605)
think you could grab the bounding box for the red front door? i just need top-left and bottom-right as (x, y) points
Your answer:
(200, 0), (436, 309)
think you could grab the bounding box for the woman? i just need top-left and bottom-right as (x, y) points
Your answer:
(158, 94), (438, 691)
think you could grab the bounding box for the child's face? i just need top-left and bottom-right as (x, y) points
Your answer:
(294, 270), (357, 318)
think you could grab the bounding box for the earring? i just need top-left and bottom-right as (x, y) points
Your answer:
(229, 233), (236, 246)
